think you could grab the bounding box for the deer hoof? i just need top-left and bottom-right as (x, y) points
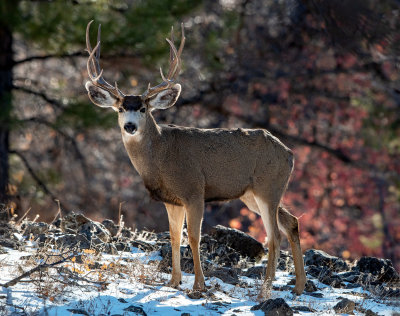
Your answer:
(167, 279), (181, 289)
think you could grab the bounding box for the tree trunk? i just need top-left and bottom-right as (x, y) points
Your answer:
(0, 23), (13, 204)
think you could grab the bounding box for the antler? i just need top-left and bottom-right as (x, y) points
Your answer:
(142, 23), (185, 100)
(86, 20), (124, 99)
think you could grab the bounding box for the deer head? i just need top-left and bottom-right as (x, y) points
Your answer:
(85, 20), (185, 136)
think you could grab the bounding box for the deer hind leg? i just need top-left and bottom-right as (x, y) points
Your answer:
(165, 203), (186, 288)
(184, 198), (205, 291)
(278, 206), (306, 295)
(253, 193), (281, 297)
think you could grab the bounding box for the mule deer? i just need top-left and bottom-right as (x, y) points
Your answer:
(84, 21), (306, 296)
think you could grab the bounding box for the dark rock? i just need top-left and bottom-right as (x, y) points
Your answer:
(60, 212), (111, 243)
(22, 222), (50, 236)
(67, 309), (90, 315)
(123, 305), (147, 315)
(0, 237), (22, 249)
(354, 256), (400, 283)
(118, 298), (128, 303)
(292, 305), (316, 312)
(114, 241), (131, 252)
(200, 234), (241, 267)
(131, 240), (157, 252)
(55, 233), (91, 249)
(345, 283), (362, 289)
(251, 298), (293, 316)
(308, 266), (344, 288)
(205, 267), (240, 285)
(181, 313), (191, 316)
(210, 225), (264, 259)
(187, 290), (204, 299)
(333, 298), (355, 314)
(304, 249), (348, 272)
(120, 228), (134, 239)
(304, 280), (317, 292)
(244, 266), (264, 279)
(102, 219), (119, 236)
(338, 271), (360, 283)
(305, 292), (323, 298)
(306, 265), (323, 278)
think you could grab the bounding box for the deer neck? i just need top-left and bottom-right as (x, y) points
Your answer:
(122, 112), (163, 180)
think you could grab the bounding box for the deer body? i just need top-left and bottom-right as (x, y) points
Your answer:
(85, 21), (306, 297)
(123, 116), (293, 206)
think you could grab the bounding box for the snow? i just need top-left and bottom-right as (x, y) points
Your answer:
(0, 245), (399, 315)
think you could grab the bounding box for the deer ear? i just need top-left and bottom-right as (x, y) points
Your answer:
(147, 84), (181, 110)
(85, 81), (118, 109)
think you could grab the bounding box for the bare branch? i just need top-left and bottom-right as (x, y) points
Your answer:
(8, 150), (70, 212)
(12, 85), (63, 109)
(1, 253), (75, 288)
(20, 117), (89, 179)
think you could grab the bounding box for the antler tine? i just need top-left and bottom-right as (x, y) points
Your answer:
(166, 23), (185, 81)
(96, 24), (101, 60)
(142, 24), (185, 100)
(86, 20), (98, 77)
(169, 26), (175, 64)
(85, 21), (125, 98)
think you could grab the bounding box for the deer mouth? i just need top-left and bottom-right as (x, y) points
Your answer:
(124, 123), (137, 134)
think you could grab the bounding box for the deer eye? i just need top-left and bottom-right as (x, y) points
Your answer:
(118, 107), (124, 113)
(140, 107), (146, 113)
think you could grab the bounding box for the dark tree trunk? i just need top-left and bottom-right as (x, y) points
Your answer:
(0, 23), (13, 204)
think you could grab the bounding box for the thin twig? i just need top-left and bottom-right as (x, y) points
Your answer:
(16, 207), (32, 225)
(52, 199), (62, 223)
(1, 254), (75, 288)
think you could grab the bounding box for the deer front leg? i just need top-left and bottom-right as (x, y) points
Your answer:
(165, 203), (185, 288)
(185, 199), (205, 291)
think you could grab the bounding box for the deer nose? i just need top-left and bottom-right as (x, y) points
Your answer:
(124, 123), (137, 134)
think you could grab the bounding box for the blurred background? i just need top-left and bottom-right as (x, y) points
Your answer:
(0, 0), (399, 270)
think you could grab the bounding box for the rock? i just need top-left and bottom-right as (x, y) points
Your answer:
(101, 219), (119, 236)
(187, 290), (204, 299)
(251, 298), (293, 316)
(0, 246), (6, 254)
(205, 267), (240, 285)
(307, 265), (344, 288)
(200, 234), (241, 267)
(123, 305), (147, 315)
(338, 271), (360, 283)
(354, 256), (400, 283)
(292, 305), (316, 312)
(244, 266), (264, 279)
(60, 212), (111, 243)
(131, 240), (157, 252)
(67, 309), (90, 315)
(22, 222), (50, 236)
(304, 249), (348, 272)
(304, 280), (317, 292)
(55, 233), (91, 249)
(210, 225), (265, 259)
(333, 298), (355, 314)
(0, 237), (22, 249)
(305, 292), (324, 298)
(306, 265), (323, 278)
